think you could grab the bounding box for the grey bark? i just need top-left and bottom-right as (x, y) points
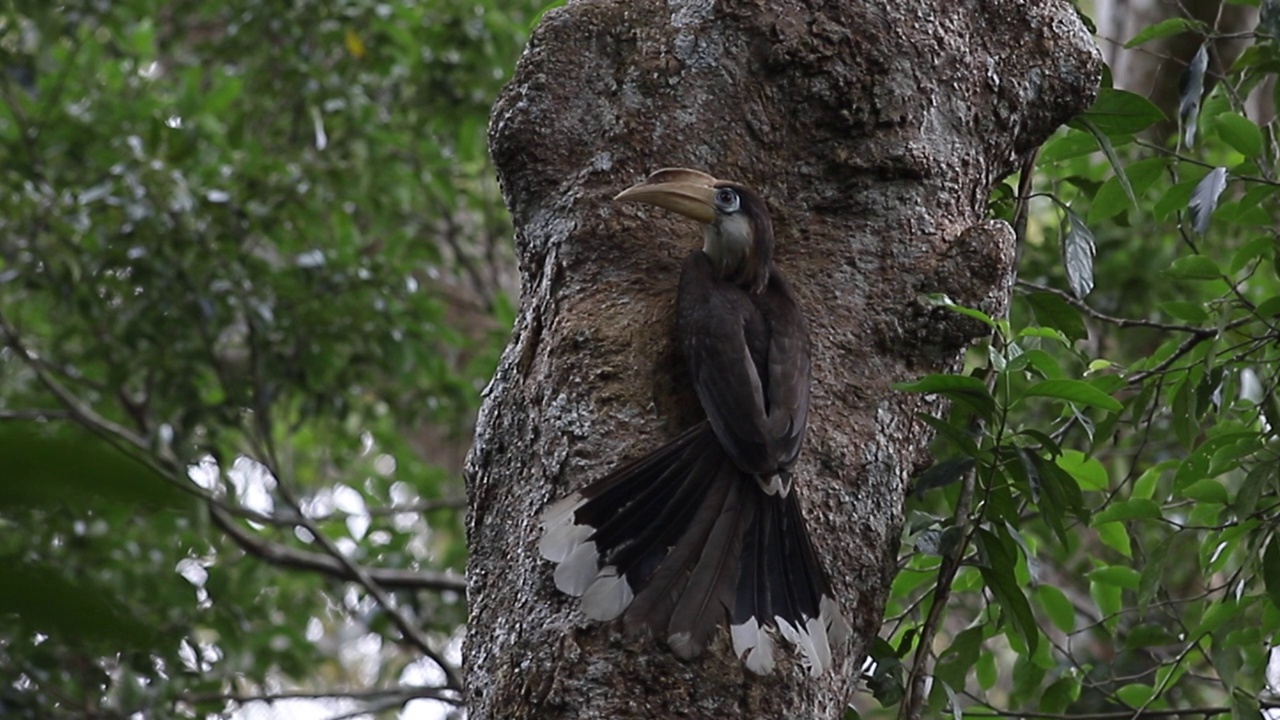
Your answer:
(465, 1), (1100, 718)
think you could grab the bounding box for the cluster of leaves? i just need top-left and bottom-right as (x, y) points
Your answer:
(862, 6), (1280, 720)
(0, 0), (540, 717)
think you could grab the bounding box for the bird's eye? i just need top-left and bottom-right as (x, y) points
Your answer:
(714, 188), (739, 212)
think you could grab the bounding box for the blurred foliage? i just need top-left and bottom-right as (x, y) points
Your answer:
(858, 7), (1280, 720)
(10, 0), (1280, 719)
(0, 0), (540, 717)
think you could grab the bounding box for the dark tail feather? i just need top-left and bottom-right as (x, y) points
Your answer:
(730, 490), (851, 676)
(665, 468), (755, 659)
(540, 422), (848, 674)
(622, 463), (730, 638)
(539, 422), (724, 622)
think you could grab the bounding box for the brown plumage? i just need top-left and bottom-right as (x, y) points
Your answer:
(539, 168), (848, 675)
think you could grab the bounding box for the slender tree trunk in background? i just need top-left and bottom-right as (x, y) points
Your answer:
(465, 2), (1099, 717)
(1095, 0), (1266, 128)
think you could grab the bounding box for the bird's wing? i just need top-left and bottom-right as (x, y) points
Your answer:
(759, 274), (810, 467)
(677, 252), (808, 475)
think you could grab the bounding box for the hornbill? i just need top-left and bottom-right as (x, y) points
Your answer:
(539, 168), (849, 675)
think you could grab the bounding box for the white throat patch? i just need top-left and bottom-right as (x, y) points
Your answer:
(703, 213), (753, 275)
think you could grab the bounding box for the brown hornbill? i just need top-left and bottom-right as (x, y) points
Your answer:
(539, 168), (848, 675)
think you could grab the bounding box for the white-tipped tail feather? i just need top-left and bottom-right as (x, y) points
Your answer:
(731, 617), (777, 674)
(668, 631), (698, 660)
(537, 422), (849, 676)
(538, 494), (590, 562)
(729, 596), (846, 676)
(554, 540), (600, 595)
(581, 566), (634, 621)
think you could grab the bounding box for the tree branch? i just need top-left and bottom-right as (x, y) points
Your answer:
(0, 408), (71, 421)
(902, 462), (977, 720)
(0, 315), (152, 453)
(1015, 280), (1215, 334)
(181, 684), (462, 708)
(209, 506), (466, 593)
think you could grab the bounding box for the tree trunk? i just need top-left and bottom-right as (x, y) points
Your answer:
(465, 2), (1099, 717)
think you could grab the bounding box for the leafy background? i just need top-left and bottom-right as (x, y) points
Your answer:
(2, 1), (1279, 719)
(866, 2), (1280, 718)
(0, 1), (534, 716)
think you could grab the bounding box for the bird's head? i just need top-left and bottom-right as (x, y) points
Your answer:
(614, 168), (774, 293)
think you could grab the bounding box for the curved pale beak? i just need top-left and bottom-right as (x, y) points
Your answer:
(614, 167), (719, 224)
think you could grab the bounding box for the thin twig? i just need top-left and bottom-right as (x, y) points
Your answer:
(350, 497), (469, 517)
(210, 506), (465, 593)
(1015, 280), (1215, 334)
(902, 464), (978, 720)
(181, 685), (462, 708)
(0, 408), (71, 421)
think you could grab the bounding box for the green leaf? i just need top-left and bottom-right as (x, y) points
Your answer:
(1116, 683), (1155, 707)
(1165, 254), (1222, 280)
(1215, 199), (1275, 227)
(1154, 174), (1207, 219)
(1096, 521), (1132, 557)
(977, 529), (1039, 654)
(1259, 296), (1280, 319)
(1025, 452), (1085, 545)
(1234, 462), (1274, 517)
(1077, 118), (1136, 209)
(1181, 478), (1229, 504)
(1011, 654), (1047, 703)
(1092, 498), (1163, 524)
(1018, 379), (1123, 412)
(1138, 548), (1171, 605)
(0, 560), (160, 649)
(866, 638), (906, 706)
(935, 626), (984, 689)
(1056, 450), (1109, 491)
(1263, 535), (1280, 612)
(1072, 88), (1166, 136)
(1089, 156), (1170, 221)
(1194, 599), (1242, 636)
(1232, 694), (1260, 720)
(976, 650), (998, 690)
(1040, 129), (1105, 163)
(1023, 292), (1087, 342)
(1230, 235), (1275, 274)
(1125, 17), (1203, 47)
(1041, 676), (1081, 714)
(1091, 578), (1123, 629)
(894, 374), (996, 421)
(1089, 565), (1141, 590)
(1214, 112), (1264, 157)
(1158, 300), (1210, 323)
(1013, 326), (1075, 345)
(1126, 623), (1179, 648)
(1035, 584), (1075, 632)
(914, 457), (977, 497)
(924, 294), (997, 328)
(0, 425), (186, 512)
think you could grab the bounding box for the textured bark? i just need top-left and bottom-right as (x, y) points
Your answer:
(465, 2), (1100, 718)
